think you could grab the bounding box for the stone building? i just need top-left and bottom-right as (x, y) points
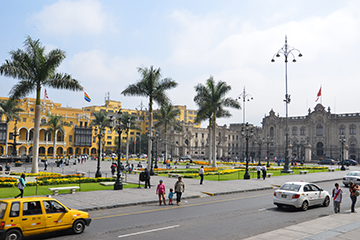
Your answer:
(262, 103), (353, 162)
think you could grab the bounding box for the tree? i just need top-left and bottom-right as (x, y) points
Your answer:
(0, 98), (24, 156)
(120, 113), (140, 164)
(194, 76), (240, 167)
(40, 114), (70, 159)
(154, 103), (183, 162)
(121, 66), (177, 168)
(0, 36), (83, 173)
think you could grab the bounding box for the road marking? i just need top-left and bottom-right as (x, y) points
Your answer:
(118, 225), (180, 238)
(93, 192), (269, 220)
(258, 208), (266, 212)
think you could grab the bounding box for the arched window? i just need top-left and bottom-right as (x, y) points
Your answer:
(350, 143), (356, 154)
(316, 124), (323, 136)
(270, 127), (274, 138)
(300, 127), (305, 136)
(350, 125), (356, 135)
(292, 127), (297, 136)
(340, 126), (345, 135)
(316, 142), (324, 156)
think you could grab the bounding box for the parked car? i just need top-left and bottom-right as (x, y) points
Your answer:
(342, 171), (360, 187)
(0, 196), (91, 240)
(337, 159), (357, 166)
(179, 155), (192, 161)
(317, 159), (335, 165)
(273, 182), (330, 211)
(139, 154), (148, 159)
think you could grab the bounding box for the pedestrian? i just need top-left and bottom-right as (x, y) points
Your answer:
(199, 166), (204, 184)
(349, 181), (360, 212)
(256, 164), (261, 179)
(44, 160), (48, 171)
(144, 168), (151, 189)
(262, 164), (267, 180)
(168, 188), (174, 205)
(174, 176), (185, 206)
(59, 159), (63, 168)
(15, 173), (26, 198)
(332, 183), (342, 213)
(130, 164), (134, 174)
(156, 180), (166, 205)
(111, 163), (116, 175)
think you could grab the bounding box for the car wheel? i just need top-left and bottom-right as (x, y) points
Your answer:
(323, 196), (330, 207)
(301, 201), (309, 211)
(344, 184), (349, 187)
(5, 229), (22, 240)
(72, 219), (85, 234)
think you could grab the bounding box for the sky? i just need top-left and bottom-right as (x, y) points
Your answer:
(1, 0), (359, 128)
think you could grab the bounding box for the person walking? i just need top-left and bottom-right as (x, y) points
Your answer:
(256, 164), (261, 179)
(332, 183), (342, 213)
(110, 163), (116, 176)
(156, 180), (166, 206)
(44, 160), (48, 171)
(15, 173), (26, 198)
(262, 164), (267, 180)
(174, 177), (185, 206)
(349, 181), (359, 212)
(168, 188), (174, 205)
(199, 166), (205, 184)
(144, 168), (151, 189)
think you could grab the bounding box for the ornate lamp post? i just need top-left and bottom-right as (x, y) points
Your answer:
(238, 87), (253, 161)
(241, 122), (253, 179)
(94, 126), (104, 178)
(271, 35), (302, 174)
(265, 136), (273, 167)
(154, 134), (160, 169)
(339, 135), (346, 171)
(9, 120), (20, 157)
(255, 137), (262, 166)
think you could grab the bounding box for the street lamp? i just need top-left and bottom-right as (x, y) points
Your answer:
(271, 35), (302, 174)
(147, 127), (159, 175)
(109, 111), (126, 190)
(265, 136), (273, 167)
(238, 87), (253, 162)
(9, 120), (20, 157)
(255, 137), (262, 166)
(339, 135), (346, 171)
(94, 126), (104, 178)
(241, 122), (253, 179)
(154, 135), (160, 168)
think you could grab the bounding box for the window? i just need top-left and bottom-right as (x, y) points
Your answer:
(69, 135), (73, 142)
(23, 201), (42, 215)
(93, 137), (96, 143)
(130, 132), (134, 135)
(30, 108), (34, 112)
(146, 122), (149, 125)
(300, 127), (305, 136)
(350, 125), (356, 135)
(202, 133), (204, 138)
(270, 127), (274, 138)
(188, 116), (193, 120)
(84, 122), (88, 127)
(9, 133), (13, 140)
(41, 119), (46, 123)
(43, 200), (66, 214)
(70, 121), (73, 125)
(107, 130), (112, 134)
(22, 118), (26, 122)
(316, 124), (323, 136)
(107, 136), (112, 140)
(107, 141), (112, 145)
(32, 119), (34, 123)
(100, 109), (106, 112)
(9, 202), (19, 218)
(232, 135), (234, 140)
(340, 126), (345, 135)
(188, 111), (193, 114)
(195, 133), (198, 138)
(292, 127), (297, 136)
(60, 121), (63, 124)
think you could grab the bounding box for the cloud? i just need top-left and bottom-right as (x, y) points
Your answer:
(30, 0), (113, 36)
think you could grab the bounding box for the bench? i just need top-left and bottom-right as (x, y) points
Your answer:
(299, 170), (308, 174)
(76, 171), (86, 177)
(48, 186), (80, 195)
(168, 173), (182, 178)
(266, 173), (273, 178)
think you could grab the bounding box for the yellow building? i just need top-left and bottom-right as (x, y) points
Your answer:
(0, 97), (200, 157)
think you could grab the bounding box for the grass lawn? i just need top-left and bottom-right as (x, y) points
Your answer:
(0, 182), (142, 199)
(158, 167), (337, 181)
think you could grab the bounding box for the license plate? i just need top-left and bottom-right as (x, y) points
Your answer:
(281, 194), (287, 198)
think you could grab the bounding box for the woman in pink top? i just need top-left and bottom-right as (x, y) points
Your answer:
(156, 179), (166, 205)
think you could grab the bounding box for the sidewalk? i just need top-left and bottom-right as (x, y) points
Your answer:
(3, 161), (360, 239)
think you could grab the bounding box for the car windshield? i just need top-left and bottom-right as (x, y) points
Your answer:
(347, 172), (360, 176)
(279, 183), (301, 192)
(0, 202), (7, 219)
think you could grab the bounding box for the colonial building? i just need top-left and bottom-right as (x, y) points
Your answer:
(262, 103), (354, 162)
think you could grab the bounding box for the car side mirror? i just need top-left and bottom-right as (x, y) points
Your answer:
(319, 188), (323, 191)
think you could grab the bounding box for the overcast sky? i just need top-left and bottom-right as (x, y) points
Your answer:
(1, 0), (359, 128)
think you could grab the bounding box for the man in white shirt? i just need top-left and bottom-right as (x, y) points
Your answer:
(332, 183), (342, 213)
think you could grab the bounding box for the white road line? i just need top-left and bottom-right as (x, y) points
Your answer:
(258, 208), (266, 212)
(118, 225), (180, 238)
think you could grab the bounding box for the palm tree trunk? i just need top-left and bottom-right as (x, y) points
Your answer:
(165, 132), (168, 163)
(126, 130), (130, 164)
(32, 88), (41, 173)
(147, 101), (153, 169)
(208, 124), (212, 165)
(212, 120), (217, 168)
(53, 130), (56, 159)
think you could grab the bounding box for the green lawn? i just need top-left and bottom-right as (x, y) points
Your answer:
(0, 182), (142, 199)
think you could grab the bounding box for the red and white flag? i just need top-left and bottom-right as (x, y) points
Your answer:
(44, 89), (49, 99)
(315, 86), (321, 102)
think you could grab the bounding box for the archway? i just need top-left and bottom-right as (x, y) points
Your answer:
(47, 147), (53, 156)
(0, 146), (3, 155)
(67, 147), (73, 155)
(75, 147), (80, 155)
(316, 142), (324, 157)
(19, 146), (27, 156)
(91, 148), (97, 155)
(57, 147), (63, 155)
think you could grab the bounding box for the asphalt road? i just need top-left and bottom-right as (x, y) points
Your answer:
(23, 180), (353, 240)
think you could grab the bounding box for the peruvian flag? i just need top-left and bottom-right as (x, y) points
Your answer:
(45, 89), (49, 99)
(315, 86), (321, 102)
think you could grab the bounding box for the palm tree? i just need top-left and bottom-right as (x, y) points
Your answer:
(121, 66), (177, 168)
(40, 114), (70, 159)
(0, 98), (24, 156)
(154, 103), (183, 162)
(90, 111), (110, 177)
(194, 76), (240, 167)
(0, 36), (83, 173)
(120, 113), (140, 164)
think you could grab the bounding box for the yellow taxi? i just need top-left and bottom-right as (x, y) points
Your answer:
(0, 196), (91, 240)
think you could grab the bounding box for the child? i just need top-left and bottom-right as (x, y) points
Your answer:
(168, 188), (174, 205)
(332, 183), (342, 213)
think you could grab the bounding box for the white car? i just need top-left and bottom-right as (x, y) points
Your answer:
(342, 171), (360, 187)
(273, 182), (331, 211)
